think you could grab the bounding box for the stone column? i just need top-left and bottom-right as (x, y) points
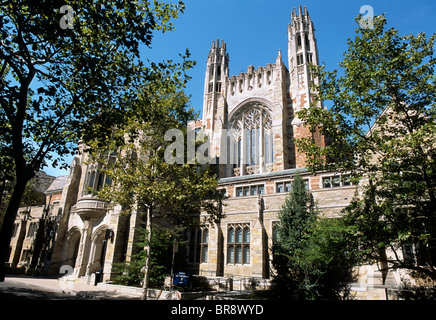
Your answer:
(259, 115), (264, 173)
(74, 219), (93, 278)
(251, 196), (267, 278)
(240, 115), (246, 176)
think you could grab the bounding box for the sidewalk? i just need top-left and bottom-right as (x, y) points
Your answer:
(5, 275), (142, 300)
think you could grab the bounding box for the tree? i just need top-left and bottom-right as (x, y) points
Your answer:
(272, 173), (317, 299)
(272, 174), (356, 299)
(86, 80), (224, 300)
(113, 225), (187, 288)
(0, 0), (187, 280)
(296, 15), (436, 280)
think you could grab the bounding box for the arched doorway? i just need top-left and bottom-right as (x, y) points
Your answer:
(88, 226), (109, 274)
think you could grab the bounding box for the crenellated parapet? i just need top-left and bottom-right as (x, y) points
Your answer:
(228, 63), (277, 97)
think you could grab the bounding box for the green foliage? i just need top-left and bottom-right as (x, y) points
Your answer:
(296, 14), (436, 280)
(113, 225), (187, 288)
(272, 174), (356, 299)
(86, 84), (224, 225)
(0, 0), (190, 273)
(85, 40), (224, 296)
(1, 0), (188, 175)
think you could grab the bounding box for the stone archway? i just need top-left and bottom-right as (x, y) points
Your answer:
(65, 227), (81, 269)
(87, 225), (109, 275)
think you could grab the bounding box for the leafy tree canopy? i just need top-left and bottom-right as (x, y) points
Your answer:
(296, 15), (436, 280)
(0, 0), (189, 280)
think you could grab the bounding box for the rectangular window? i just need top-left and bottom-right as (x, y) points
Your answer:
(27, 222), (37, 238)
(297, 54), (304, 65)
(276, 180), (308, 193)
(323, 175), (357, 188)
(285, 182), (292, 192)
(307, 53), (313, 63)
(305, 34), (310, 50)
(235, 246), (242, 264)
(235, 184), (265, 197)
(235, 228), (242, 243)
(188, 226), (209, 264)
(201, 246), (208, 263)
(236, 187), (243, 197)
(227, 246), (234, 264)
(250, 185), (258, 196)
(332, 177), (341, 188)
(243, 246), (250, 264)
(238, 140), (241, 166)
(343, 175), (352, 186)
(227, 224), (250, 265)
(251, 129), (256, 166)
(323, 177), (332, 188)
(272, 221), (280, 244)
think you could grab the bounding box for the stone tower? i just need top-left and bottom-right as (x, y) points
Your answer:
(199, 6), (326, 177)
(202, 40), (229, 139)
(288, 6), (326, 168)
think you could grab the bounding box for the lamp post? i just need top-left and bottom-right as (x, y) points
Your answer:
(169, 239), (178, 294)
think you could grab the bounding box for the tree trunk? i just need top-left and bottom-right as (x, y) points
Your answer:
(141, 205), (152, 300)
(0, 177), (29, 281)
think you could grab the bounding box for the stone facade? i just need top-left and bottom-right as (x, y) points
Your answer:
(7, 6), (404, 299)
(190, 6), (336, 278)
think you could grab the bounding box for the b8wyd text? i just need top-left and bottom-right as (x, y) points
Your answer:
(171, 304), (264, 317)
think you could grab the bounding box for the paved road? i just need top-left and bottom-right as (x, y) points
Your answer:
(0, 280), (84, 300)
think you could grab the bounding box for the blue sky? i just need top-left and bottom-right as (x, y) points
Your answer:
(45, 0), (436, 177)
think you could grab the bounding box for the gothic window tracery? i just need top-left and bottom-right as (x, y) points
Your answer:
(230, 106), (274, 176)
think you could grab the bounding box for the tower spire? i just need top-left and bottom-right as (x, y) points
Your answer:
(288, 5), (319, 109)
(288, 6), (325, 168)
(202, 39), (229, 131)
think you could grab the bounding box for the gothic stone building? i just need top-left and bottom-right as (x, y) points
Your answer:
(8, 7), (403, 299)
(193, 6), (348, 278)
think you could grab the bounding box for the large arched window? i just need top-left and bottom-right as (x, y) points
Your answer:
(230, 106), (273, 176)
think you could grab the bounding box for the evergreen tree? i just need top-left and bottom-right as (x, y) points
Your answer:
(272, 174), (356, 299)
(272, 173), (317, 299)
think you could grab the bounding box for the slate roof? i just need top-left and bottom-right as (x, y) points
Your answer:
(45, 175), (68, 194)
